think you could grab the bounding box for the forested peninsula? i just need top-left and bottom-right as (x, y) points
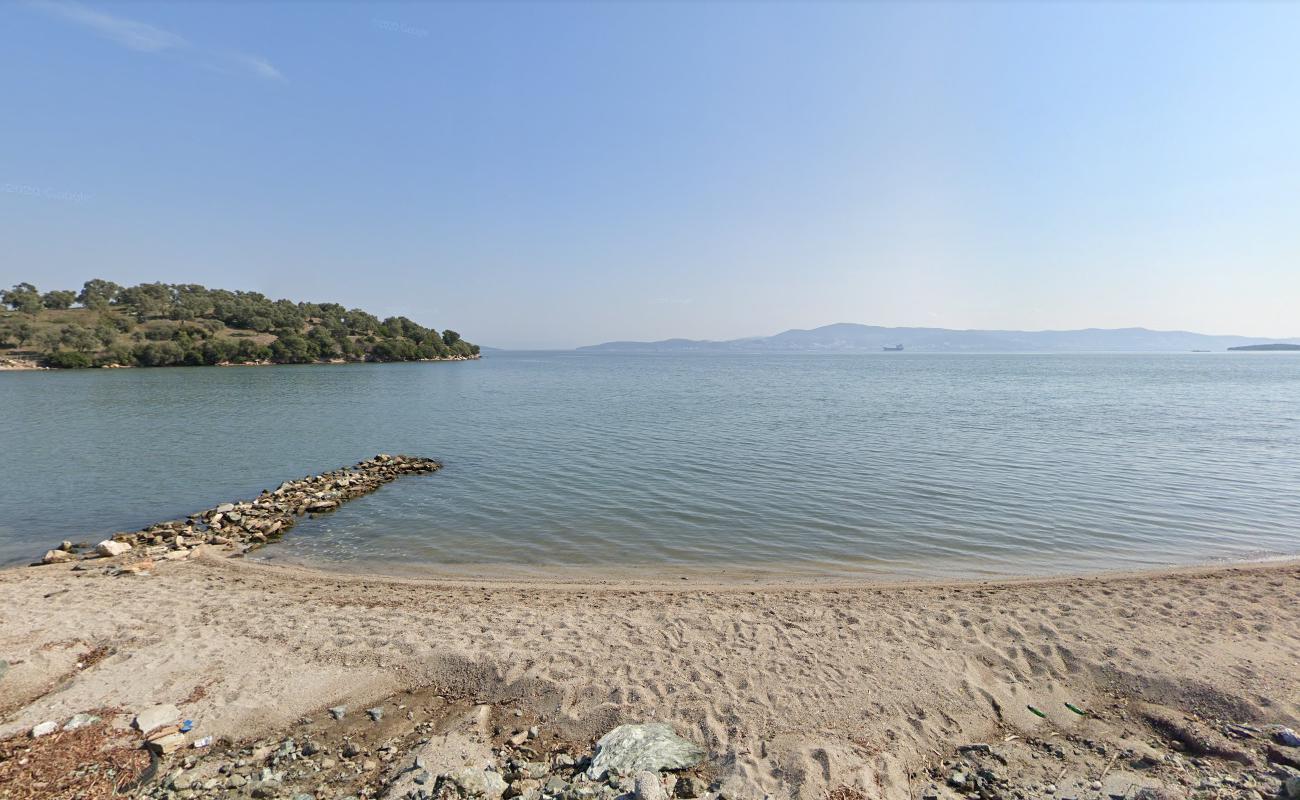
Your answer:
(0, 280), (480, 369)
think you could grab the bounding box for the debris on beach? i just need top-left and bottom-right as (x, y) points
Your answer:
(118, 690), (714, 800)
(31, 455), (441, 567)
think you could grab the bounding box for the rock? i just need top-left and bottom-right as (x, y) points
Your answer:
(1278, 729), (1300, 748)
(367, 706), (383, 721)
(147, 732), (188, 755)
(31, 720), (59, 738)
(450, 767), (509, 799)
(96, 539), (131, 557)
(1104, 772), (1164, 800)
(635, 771), (670, 800)
(216, 503), (235, 513)
(42, 549), (74, 564)
(329, 706), (347, 720)
(59, 540), (73, 551)
(342, 741), (361, 758)
(133, 703), (181, 734)
(63, 713), (100, 731)
(1285, 777), (1300, 800)
(586, 724), (706, 780)
(675, 776), (707, 799)
(363, 759), (377, 770)
(544, 776), (569, 796)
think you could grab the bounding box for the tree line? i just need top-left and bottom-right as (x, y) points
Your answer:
(0, 280), (479, 368)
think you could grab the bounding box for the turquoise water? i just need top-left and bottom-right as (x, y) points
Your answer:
(3, 352), (1299, 578)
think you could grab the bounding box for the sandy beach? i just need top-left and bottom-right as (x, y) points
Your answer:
(2, 551), (1297, 799)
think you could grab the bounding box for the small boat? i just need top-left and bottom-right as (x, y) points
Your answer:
(882, 344), (904, 352)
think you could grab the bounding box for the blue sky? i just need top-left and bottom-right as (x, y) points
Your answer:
(3, 2), (1298, 349)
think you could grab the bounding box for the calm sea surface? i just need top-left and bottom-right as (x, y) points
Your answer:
(3, 352), (1298, 578)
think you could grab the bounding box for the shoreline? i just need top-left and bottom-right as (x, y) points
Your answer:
(0, 353), (481, 372)
(246, 548), (1300, 591)
(4, 458), (1299, 798)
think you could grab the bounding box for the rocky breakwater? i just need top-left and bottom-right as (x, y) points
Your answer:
(37, 455), (441, 567)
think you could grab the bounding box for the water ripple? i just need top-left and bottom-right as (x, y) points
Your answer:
(3, 352), (1300, 578)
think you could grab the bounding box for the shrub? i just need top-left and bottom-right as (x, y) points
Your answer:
(44, 350), (92, 368)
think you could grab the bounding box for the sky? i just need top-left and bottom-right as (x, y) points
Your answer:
(2, 2), (1299, 349)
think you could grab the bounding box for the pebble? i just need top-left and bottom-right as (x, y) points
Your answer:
(367, 707), (383, 721)
(330, 706), (347, 720)
(635, 771), (670, 800)
(30, 720), (58, 738)
(62, 713), (100, 731)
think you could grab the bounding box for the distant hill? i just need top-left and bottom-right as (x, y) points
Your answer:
(578, 323), (1300, 354)
(0, 280), (479, 369)
(1227, 343), (1300, 352)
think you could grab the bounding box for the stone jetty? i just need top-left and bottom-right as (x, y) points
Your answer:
(38, 454), (441, 566)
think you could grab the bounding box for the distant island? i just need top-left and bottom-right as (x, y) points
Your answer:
(0, 280), (479, 369)
(1226, 343), (1300, 352)
(579, 322), (1300, 354)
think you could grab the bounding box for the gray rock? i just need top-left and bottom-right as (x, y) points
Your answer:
(30, 720), (59, 738)
(133, 703), (181, 734)
(329, 706), (347, 720)
(544, 776), (569, 796)
(43, 549), (74, 564)
(586, 724), (706, 780)
(635, 771), (669, 800)
(674, 776), (707, 799)
(216, 503), (236, 513)
(367, 706), (383, 721)
(450, 767), (509, 799)
(1285, 776), (1300, 800)
(96, 539), (131, 557)
(1278, 729), (1300, 748)
(63, 713), (100, 731)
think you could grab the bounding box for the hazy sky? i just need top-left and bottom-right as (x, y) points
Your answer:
(3, 2), (1299, 349)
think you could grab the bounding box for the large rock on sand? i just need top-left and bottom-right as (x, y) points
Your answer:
(42, 550), (73, 564)
(96, 539), (131, 557)
(586, 723), (706, 780)
(133, 703), (180, 734)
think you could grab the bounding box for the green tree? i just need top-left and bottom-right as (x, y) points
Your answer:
(14, 321), (36, 346)
(2, 283), (42, 314)
(59, 324), (101, 353)
(442, 329), (461, 346)
(42, 290), (77, 309)
(77, 279), (123, 310)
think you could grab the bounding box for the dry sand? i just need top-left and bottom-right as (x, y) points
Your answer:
(1, 552), (1297, 798)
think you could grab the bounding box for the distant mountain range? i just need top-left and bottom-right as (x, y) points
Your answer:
(578, 323), (1300, 353)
